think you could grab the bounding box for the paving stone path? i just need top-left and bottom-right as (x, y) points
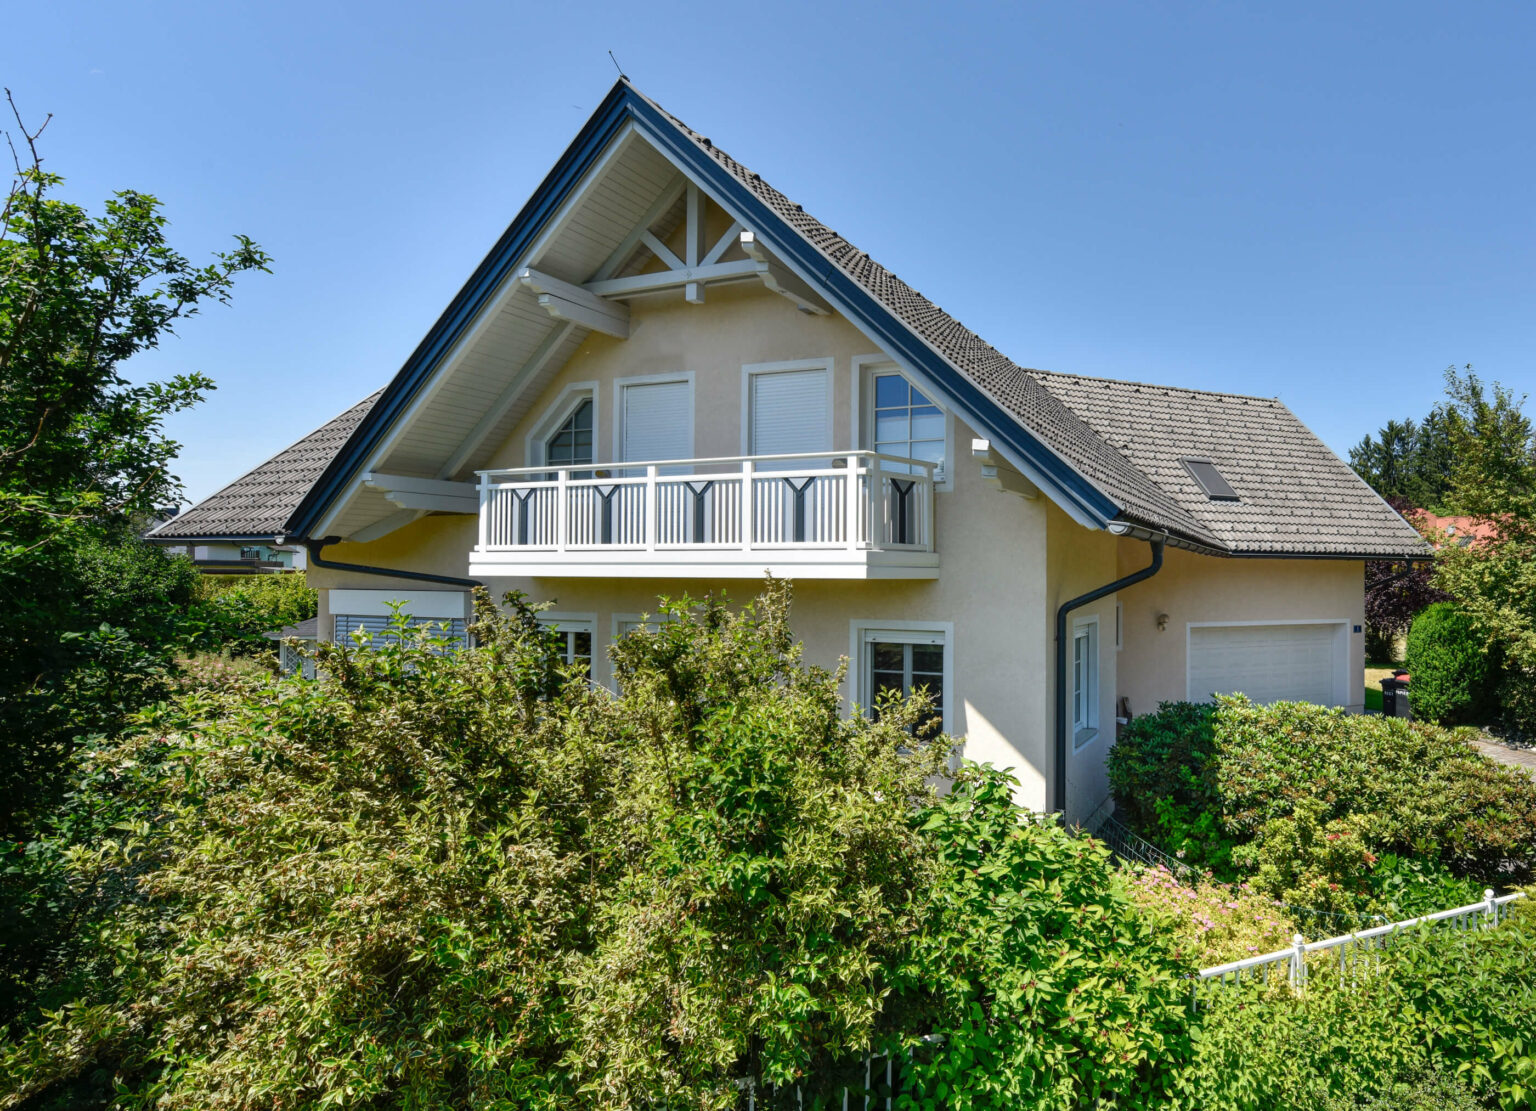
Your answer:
(1473, 738), (1536, 776)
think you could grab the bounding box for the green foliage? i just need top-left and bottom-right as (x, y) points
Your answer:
(1177, 897), (1536, 1110)
(1349, 409), (1457, 511)
(1231, 799), (1377, 917)
(1499, 666), (1536, 737)
(1407, 602), (1501, 725)
(1366, 853), (1485, 919)
(1124, 865), (1296, 967)
(0, 583), (960, 1110)
(0, 101), (268, 843)
(1108, 698), (1536, 905)
(896, 770), (1193, 1110)
(195, 572), (317, 648)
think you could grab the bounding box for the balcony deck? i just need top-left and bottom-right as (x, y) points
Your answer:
(469, 451), (940, 579)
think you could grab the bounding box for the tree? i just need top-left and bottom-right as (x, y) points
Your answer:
(1431, 368), (1536, 729)
(1349, 402), (1458, 511)
(0, 91), (269, 835)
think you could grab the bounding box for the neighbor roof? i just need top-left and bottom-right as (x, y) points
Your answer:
(151, 392), (381, 541)
(169, 81), (1425, 561)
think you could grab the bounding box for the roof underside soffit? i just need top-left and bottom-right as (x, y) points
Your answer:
(318, 127), (836, 542)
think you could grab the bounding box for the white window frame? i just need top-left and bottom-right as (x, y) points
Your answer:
(851, 354), (955, 490)
(612, 371), (695, 465)
(848, 619), (954, 734)
(739, 358), (835, 456)
(525, 381), (599, 467)
(538, 611), (596, 673)
(1071, 615), (1099, 748)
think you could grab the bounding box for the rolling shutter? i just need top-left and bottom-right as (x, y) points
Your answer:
(750, 368), (829, 458)
(622, 380), (691, 464)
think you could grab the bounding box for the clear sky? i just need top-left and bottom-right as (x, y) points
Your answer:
(6, 1), (1534, 506)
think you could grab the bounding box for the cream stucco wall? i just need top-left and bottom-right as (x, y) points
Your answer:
(311, 283), (1057, 808)
(1115, 545), (1367, 719)
(309, 282), (1369, 821)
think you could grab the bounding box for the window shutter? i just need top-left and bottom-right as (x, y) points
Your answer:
(622, 380), (691, 463)
(750, 369), (829, 458)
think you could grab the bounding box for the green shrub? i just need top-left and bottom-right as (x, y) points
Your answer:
(1108, 698), (1536, 899)
(1406, 601), (1500, 725)
(1501, 665), (1536, 737)
(1123, 865), (1296, 967)
(1231, 799), (1377, 916)
(1177, 896), (1536, 1109)
(897, 771), (1194, 1109)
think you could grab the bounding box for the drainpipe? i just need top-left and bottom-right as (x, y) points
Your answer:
(1053, 536), (1164, 815)
(298, 536), (483, 589)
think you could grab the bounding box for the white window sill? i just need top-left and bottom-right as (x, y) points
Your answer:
(1073, 726), (1099, 750)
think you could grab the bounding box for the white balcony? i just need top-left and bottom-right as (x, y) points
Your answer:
(469, 451), (940, 579)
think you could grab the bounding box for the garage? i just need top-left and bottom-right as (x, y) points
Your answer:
(1187, 622), (1347, 707)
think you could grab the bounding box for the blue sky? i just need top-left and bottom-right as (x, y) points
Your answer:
(7, 1), (1534, 505)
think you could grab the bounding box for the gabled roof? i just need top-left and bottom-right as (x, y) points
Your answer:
(1033, 372), (1426, 557)
(171, 80), (1425, 561)
(150, 392), (380, 541)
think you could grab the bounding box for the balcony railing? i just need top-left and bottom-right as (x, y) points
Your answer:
(469, 451), (939, 579)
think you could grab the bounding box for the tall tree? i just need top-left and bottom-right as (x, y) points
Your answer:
(0, 92), (269, 834)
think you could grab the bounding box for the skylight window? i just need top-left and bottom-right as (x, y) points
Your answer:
(1180, 458), (1241, 501)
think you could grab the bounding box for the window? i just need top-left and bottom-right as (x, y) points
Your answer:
(872, 371), (946, 479)
(545, 398), (594, 469)
(744, 360), (832, 467)
(618, 376), (693, 469)
(332, 614), (468, 651)
(539, 616), (594, 678)
(1180, 458), (1240, 501)
(854, 624), (950, 734)
(1071, 618), (1099, 746)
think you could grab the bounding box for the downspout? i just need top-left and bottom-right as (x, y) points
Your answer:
(1053, 537), (1164, 815)
(300, 537), (483, 589)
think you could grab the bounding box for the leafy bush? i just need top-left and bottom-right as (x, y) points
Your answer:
(1124, 865), (1296, 967)
(1231, 799), (1377, 917)
(195, 571), (317, 650)
(1176, 895), (1536, 1110)
(1407, 601), (1501, 725)
(898, 772), (1193, 1109)
(0, 581), (1199, 1111)
(1500, 665), (1536, 737)
(1367, 853), (1486, 919)
(1109, 698), (1536, 900)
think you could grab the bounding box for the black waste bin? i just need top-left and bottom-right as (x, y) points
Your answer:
(1380, 672), (1412, 719)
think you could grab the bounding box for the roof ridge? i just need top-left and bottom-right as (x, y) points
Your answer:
(1027, 367), (1282, 405)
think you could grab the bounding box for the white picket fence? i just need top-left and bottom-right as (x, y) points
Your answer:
(1196, 888), (1526, 1001)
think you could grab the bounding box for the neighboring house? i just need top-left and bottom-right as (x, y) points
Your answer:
(265, 616), (318, 678)
(1409, 510), (1498, 549)
(152, 81), (1425, 822)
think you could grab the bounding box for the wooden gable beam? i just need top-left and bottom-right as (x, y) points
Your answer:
(738, 231), (832, 315)
(363, 473), (480, 514)
(516, 268), (630, 338)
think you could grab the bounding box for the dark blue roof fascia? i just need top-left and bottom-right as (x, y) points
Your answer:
(286, 80), (638, 537)
(290, 82), (1122, 537)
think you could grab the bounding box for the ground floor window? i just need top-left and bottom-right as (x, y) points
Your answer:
(539, 615), (594, 678)
(853, 623), (951, 734)
(1072, 616), (1099, 746)
(332, 614), (468, 650)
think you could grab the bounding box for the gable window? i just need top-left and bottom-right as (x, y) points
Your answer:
(744, 360), (832, 468)
(854, 624), (950, 734)
(1071, 617), (1099, 746)
(539, 616), (594, 678)
(545, 398), (594, 469)
(859, 361), (949, 483)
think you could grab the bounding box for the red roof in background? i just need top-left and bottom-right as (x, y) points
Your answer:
(1409, 510), (1499, 548)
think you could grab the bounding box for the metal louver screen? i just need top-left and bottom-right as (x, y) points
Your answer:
(332, 614), (467, 648)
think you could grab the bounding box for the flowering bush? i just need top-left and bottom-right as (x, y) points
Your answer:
(1124, 865), (1296, 967)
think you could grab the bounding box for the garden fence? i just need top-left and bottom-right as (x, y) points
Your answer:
(1195, 888), (1526, 1004)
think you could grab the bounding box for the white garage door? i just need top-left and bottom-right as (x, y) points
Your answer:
(1188, 623), (1344, 706)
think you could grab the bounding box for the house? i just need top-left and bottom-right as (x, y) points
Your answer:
(153, 81), (1425, 822)
(1409, 510), (1498, 549)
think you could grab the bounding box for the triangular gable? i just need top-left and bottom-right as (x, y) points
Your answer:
(286, 81), (1222, 550)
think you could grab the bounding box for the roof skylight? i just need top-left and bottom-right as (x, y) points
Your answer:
(1180, 458), (1241, 502)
